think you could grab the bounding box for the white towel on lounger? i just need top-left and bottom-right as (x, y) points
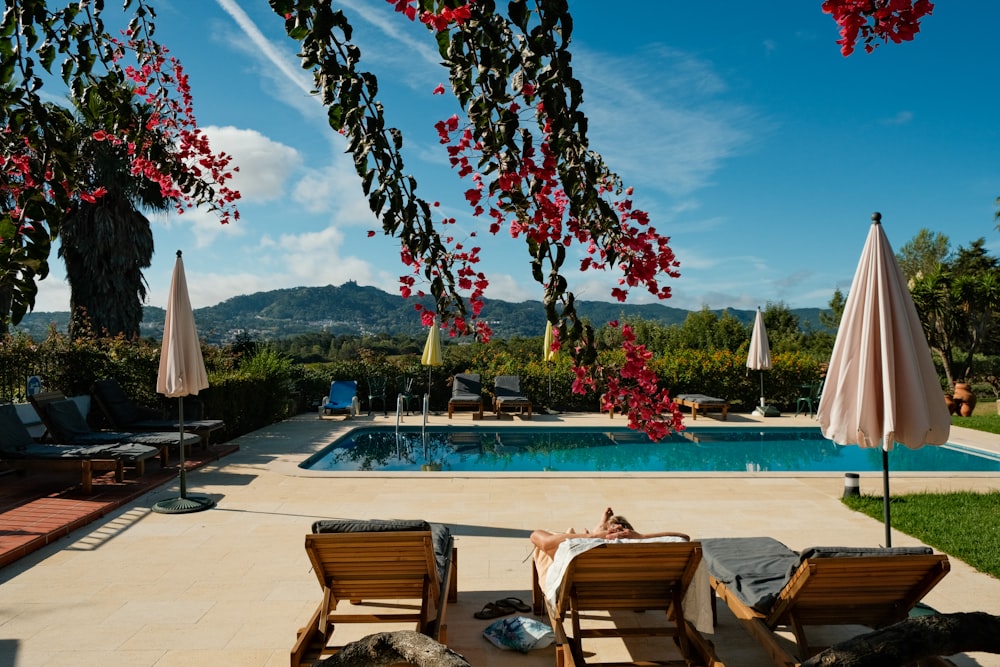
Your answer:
(543, 537), (713, 634)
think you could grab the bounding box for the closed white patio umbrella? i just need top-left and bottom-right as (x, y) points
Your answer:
(817, 213), (950, 546)
(152, 251), (215, 514)
(747, 306), (779, 417)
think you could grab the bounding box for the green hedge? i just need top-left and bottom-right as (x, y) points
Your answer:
(2, 332), (829, 440)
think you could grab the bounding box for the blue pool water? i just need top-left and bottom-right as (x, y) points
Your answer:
(299, 426), (1000, 473)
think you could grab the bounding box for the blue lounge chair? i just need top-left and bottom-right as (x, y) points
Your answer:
(321, 381), (357, 418)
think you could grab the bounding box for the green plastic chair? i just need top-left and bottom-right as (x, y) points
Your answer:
(795, 380), (823, 417)
(367, 376), (388, 417)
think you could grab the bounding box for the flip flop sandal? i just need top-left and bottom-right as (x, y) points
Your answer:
(473, 602), (514, 620)
(496, 596), (531, 613)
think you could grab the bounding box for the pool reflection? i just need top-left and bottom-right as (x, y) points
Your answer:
(301, 427), (1000, 473)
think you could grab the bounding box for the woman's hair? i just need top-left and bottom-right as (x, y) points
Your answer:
(608, 515), (633, 531)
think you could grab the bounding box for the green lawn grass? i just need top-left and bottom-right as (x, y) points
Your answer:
(842, 492), (1000, 578)
(953, 412), (1000, 435)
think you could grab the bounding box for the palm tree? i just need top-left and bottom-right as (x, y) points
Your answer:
(57, 102), (169, 339)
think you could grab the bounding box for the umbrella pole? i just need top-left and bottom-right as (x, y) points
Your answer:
(759, 371), (765, 407)
(882, 448), (892, 547)
(177, 399), (187, 499)
(151, 397), (215, 514)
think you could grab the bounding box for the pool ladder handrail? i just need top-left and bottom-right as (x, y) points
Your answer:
(395, 394), (404, 434)
(422, 393), (430, 436)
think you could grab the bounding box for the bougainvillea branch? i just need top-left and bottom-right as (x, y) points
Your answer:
(822, 0), (934, 56)
(1, 0), (239, 329)
(270, 0), (934, 437)
(270, 0), (686, 435)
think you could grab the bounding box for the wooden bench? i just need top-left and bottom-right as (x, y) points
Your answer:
(676, 394), (729, 420)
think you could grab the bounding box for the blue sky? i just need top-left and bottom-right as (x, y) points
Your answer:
(29, 1), (1000, 317)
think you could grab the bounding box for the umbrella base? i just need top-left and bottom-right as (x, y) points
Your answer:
(753, 405), (781, 417)
(151, 495), (215, 514)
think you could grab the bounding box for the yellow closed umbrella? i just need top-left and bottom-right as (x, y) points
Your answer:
(544, 320), (559, 407)
(421, 317), (443, 406)
(543, 320), (558, 362)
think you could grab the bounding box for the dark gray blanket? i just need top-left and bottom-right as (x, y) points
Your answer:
(701, 537), (800, 612)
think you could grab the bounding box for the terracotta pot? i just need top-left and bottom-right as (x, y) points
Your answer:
(953, 383), (976, 415)
(944, 394), (957, 415)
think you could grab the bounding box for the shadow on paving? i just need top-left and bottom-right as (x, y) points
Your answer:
(0, 442), (240, 569)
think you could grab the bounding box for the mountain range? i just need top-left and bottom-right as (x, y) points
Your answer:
(12, 281), (829, 345)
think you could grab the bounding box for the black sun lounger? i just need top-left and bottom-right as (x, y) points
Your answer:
(0, 403), (159, 493)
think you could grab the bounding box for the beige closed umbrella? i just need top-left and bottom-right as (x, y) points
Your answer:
(817, 213), (950, 546)
(747, 307), (778, 417)
(152, 251), (215, 514)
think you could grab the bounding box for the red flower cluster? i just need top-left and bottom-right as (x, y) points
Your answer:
(822, 0), (934, 55)
(598, 322), (684, 440)
(386, 0), (474, 31)
(108, 35), (241, 223)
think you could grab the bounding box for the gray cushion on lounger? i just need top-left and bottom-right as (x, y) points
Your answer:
(311, 518), (453, 583)
(111, 431), (201, 447)
(676, 393), (726, 404)
(44, 399), (94, 440)
(701, 537), (800, 613)
(0, 403), (37, 451)
(797, 546), (933, 561)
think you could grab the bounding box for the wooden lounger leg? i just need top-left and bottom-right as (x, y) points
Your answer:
(712, 577), (797, 667)
(81, 461), (93, 494)
(448, 547), (458, 603)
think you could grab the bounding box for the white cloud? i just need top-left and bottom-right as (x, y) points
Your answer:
(214, 0), (316, 95)
(574, 44), (765, 198)
(882, 110), (914, 126)
(201, 126), (301, 202)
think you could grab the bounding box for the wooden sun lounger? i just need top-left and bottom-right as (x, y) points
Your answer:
(1, 447), (124, 494)
(291, 520), (458, 667)
(448, 373), (484, 419)
(676, 394), (729, 421)
(91, 379), (225, 449)
(703, 539), (951, 667)
(1, 403), (143, 493)
(531, 542), (724, 667)
(29, 391), (201, 468)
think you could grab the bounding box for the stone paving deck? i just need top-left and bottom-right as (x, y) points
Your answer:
(1, 410), (998, 666)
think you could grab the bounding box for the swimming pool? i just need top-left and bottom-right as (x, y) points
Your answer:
(299, 426), (1000, 473)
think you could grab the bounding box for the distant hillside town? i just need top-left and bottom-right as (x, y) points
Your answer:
(13, 281), (829, 345)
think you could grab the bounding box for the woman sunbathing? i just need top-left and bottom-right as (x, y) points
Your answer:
(530, 507), (690, 560)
